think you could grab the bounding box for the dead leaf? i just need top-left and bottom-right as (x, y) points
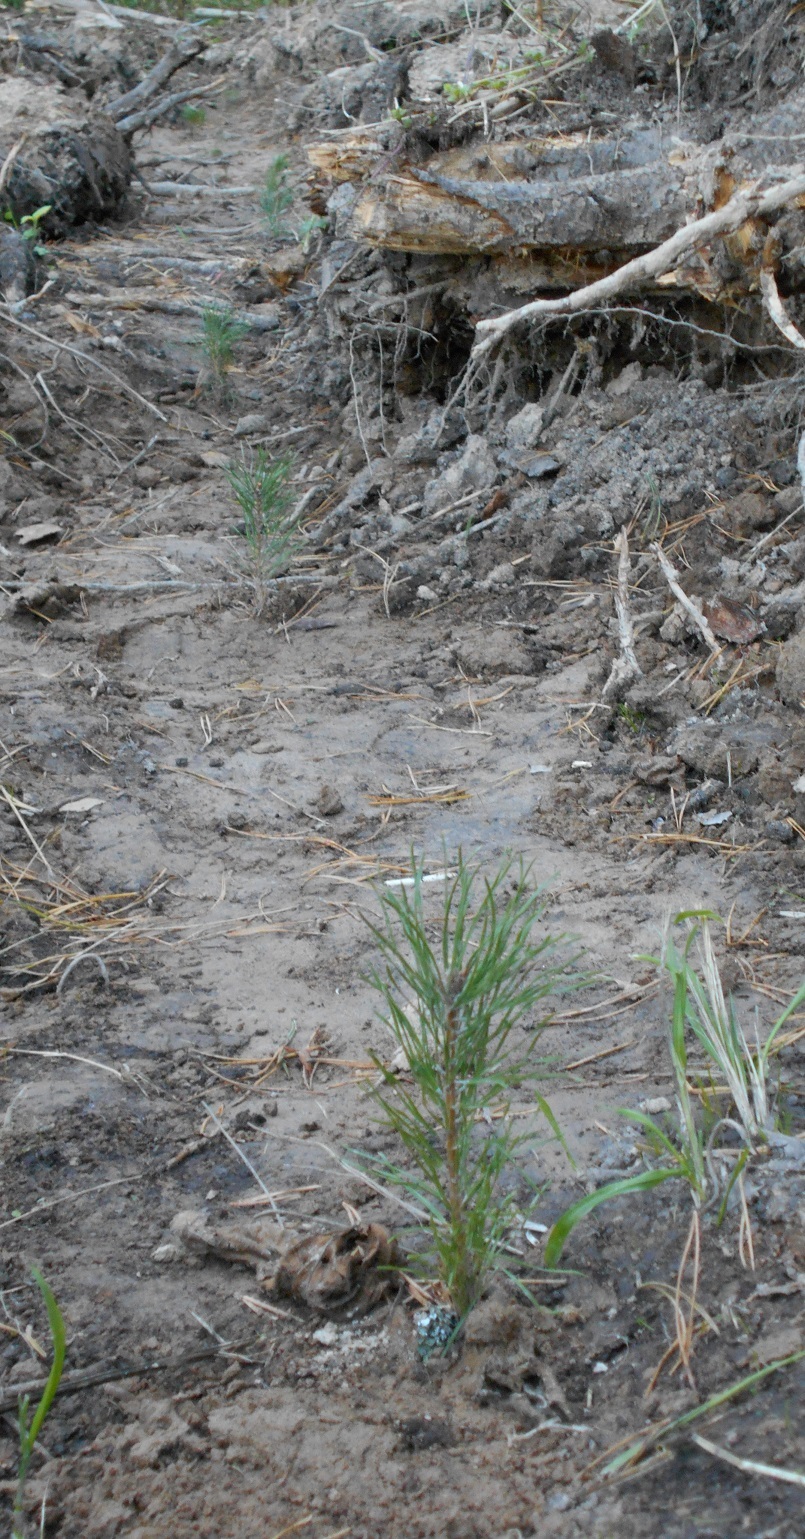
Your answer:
(63, 313), (101, 338)
(59, 797), (104, 815)
(269, 1223), (400, 1314)
(701, 595), (764, 644)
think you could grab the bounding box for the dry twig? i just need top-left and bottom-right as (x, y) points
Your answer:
(602, 528), (642, 702)
(652, 542), (720, 655)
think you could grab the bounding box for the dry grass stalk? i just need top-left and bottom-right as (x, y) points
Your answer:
(690, 1432), (805, 1487)
(0, 859), (169, 994)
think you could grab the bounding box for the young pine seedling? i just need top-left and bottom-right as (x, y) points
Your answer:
(200, 303), (248, 386)
(227, 450), (303, 616)
(13, 1270), (66, 1539)
(364, 853), (575, 1319)
(260, 153), (294, 239)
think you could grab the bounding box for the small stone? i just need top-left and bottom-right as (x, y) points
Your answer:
(422, 434), (499, 516)
(777, 632), (805, 708)
(688, 778), (723, 810)
(723, 491), (776, 536)
(134, 465), (160, 489)
(312, 1323), (338, 1346)
(152, 1241), (182, 1263)
(317, 783), (343, 817)
(606, 361), (642, 397)
(234, 413), (269, 438)
(248, 304), (280, 332)
(480, 561), (516, 590)
(505, 402), (544, 450)
(766, 820), (794, 843)
(633, 754), (678, 786)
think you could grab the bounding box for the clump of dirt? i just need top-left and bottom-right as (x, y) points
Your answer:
(1, 1), (804, 1536)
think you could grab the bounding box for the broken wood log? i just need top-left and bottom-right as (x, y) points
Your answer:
(310, 120), (805, 328)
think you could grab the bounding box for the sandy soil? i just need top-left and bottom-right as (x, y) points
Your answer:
(1, 3), (804, 1536)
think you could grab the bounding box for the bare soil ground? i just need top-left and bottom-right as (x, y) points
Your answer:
(1, 3), (804, 1536)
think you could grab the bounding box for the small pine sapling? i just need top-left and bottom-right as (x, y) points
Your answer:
(200, 303), (248, 386)
(364, 853), (576, 1319)
(227, 450), (303, 615)
(260, 154), (294, 238)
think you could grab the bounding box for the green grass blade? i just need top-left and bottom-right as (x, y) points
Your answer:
(602, 1347), (805, 1476)
(544, 1168), (679, 1268)
(26, 1269), (66, 1449)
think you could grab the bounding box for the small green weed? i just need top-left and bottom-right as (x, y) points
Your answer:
(227, 450), (302, 615)
(12, 1270), (66, 1539)
(616, 702), (645, 735)
(180, 104), (206, 128)
(442, 80), (473, 102)
(663, 911), (805, 1141)
(200, 303), (248, 384)
(642, 471), (664, 540)
(3, 204), (51, 258)
(363, 853), (577, 1318)
(297, 213), (328, 254)
(260, 154), (294, 239)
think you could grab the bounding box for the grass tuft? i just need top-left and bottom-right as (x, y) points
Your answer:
(12, 1271), (66, 1539)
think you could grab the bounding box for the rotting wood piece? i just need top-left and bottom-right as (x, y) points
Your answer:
(350, 161), (690, 256)
(311, 126), (701, 256)
(0, 31), (209, 248)
(3, 113), (132, 239)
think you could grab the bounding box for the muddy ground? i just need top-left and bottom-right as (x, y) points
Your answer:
(1, 1), (804, 1535)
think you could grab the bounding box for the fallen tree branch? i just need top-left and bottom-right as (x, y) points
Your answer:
(472, 170), (805, 357)
(106, 32), (207, 122)
(115, 75), (229, 136)
(652, 542), (720, 656)
(602, 528), (642, 703)
(144, 182), (256, 198)
(760, 269), (805, 351)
